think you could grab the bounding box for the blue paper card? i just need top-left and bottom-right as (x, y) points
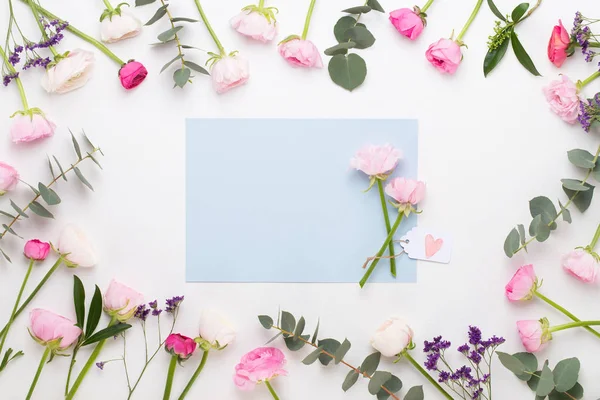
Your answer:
(186, 119), (418, 283)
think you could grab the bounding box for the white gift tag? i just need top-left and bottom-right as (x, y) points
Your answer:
(399, 227), (452, 264)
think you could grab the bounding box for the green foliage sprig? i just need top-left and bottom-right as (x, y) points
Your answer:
(497, 352), (584, 399)
(258, 310), (424, 400)
(325, 0), (384, 92)
(136, 0), (208, 88)
(504, 145), (600, 257)
(484, 0), (542, 77)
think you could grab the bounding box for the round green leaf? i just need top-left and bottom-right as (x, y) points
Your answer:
(553, 358), (580, 392)
(328, 54), (367, 92)
(334, 16), (364, 43)
(342, 26), (375, 49)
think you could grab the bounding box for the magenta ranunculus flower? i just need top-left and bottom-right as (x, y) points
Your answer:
(385, 177), (426, 207)
(165, 333), (197, 361)
(119, 60), (147, 90)
(562, 249), (599, 283)
(543, 75), (581, 124)
(24, 239), (51, 261)
(0, 162), (19, 196)
(103, 279), (144, 322)
(548, 20), (571, 68)
(350, 144), (402, 178)
(389, 8), (425, 40)
(29, 309), (82, 350)
(230, 10), (277, 43)
(278, 39), (323, 68)
(425, 38), (462, 74)
(10, 111), (56, 144)
(505, 264), (538, 301)
(516, 318), (551, 353)
(233, 347), (287, 391)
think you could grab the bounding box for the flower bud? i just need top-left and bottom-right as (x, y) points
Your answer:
(505, 264), (538, 301)
(24, 239), (51, 261)
(103, 279), (144, 322)
(370, 317), (414, 357)
(29, 309), (82, 350)
(165, 333), (197, 361)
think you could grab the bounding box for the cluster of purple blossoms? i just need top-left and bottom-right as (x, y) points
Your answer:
(165, 296), (184, 314)
(134, 304), (151, 321)
(148, 299), (162, 316)
(35, 19), (69, 49)
(22, 56), (51, 70)
(2, 72), (19, 87)
(572, 12), (598, 62)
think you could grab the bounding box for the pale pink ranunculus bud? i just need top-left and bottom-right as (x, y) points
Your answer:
(278, 38), (323, 68)
(370, 317), (414, 357)
(543, 75), (581, 124)
(101, 10), (142, 44)
(198, 309), (236, 349)
(233, 347), (288, 391)
(230, 11), (277, 43)
(505, 264), (538, 301)
(103, 279), (144, 322)
(165, 333), (197, 361)
(0, 162), (19, 196)
(516, 318), (551, 353)
(548, 20), (571, 68)
(425, 38), (462, 74)
(385, 177), (426, 206)
(10, 111), (56, 144)
(24, 239), (51, 261)
(29, 309), (82, 350)
(562, 249), (599, 283)
(350, 144), (402, 177)
(57, 224), (98, 268)
(210, 55), (250, 94)
(389, 8), (424, 40)
(41, 49), (95, 94)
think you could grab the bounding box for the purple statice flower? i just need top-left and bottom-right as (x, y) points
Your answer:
(148, 300), (158, 309)
(2, 72), (19, 86)
(457, 344), (469, 353)
(152, 308), (163, 317)
(572, 12), (599, 62)
(472, 388), (483, 399)
(425, 352), (440, 371)
(165, 296), (184, 314)
(438, 371), (450, 383)
(468, 326), (481, 345)
(468, 350), (482, 364)
(96, 362), (105, 370)
(578, 91), (600, 133)
(423, 335), (451, 353)
(134, 304), (150, 321)
(14, 45), (23, 53)
(8, 51), (20, 66)
(22, 57), (51, 71)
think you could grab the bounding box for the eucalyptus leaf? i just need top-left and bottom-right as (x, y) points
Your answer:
(258, 315), (273, 329)
(404, 385), (424, 400)
(311, 319), (319, 344)
(497, 352), (527, 376)
(334, 16), (361, 43)
(38, 183), (61, 205)
(324, 42), (357, 56)
(342, 370), (359, 392)
(511, 3), (529, 22)
(161, 54), (183, 74)
(171, 17), (199, 23)
(562, 179), (589, 192)
(567, 149), (596, 169)
(294, 316), (306, 338)
(528, 370), (541, 390)
(0, 210), (16, 219)
(158, 26), (183, 42)
(87, 153), (103, 170)
(360, 352), (381, 376)
(302, 347), (323, 365)
(548, 383), (584, 399)
(328, 54), (367, 92)
(47, 155), (55, 180)
(280, 311), (296, 336)
(333, 338), (351, 364)
(378, 375), (402, 399)
(368, 371), (392, 395)
(367, 0), (385, 12)
(517, 224), (526, 246)
(284, 334), (309, 351)
(2, 224), (20, 238)
(184, 61), (209, 75)
(85, 286), (102, 338)
(10, 200), (28, 218)
(537, 362), (555, 397)
(317, 338), (340, 365)
(504, 227), (520, 257)
(145, 4), (167, 26)
(265, 332), (283, 345)
(529, 214), (551, 242)
(529, 196), (557, 228)
(173, 67), (191, 88)
(70, 130), (82, 160)
(135, 0), (156, 5)
(511, 31), (541, 76)
(53, 156), (67, 181)
(342, 26), (375, 49)
(0, 248), (11, 262)
(563, 182), (595, 212)
(73, 167), (94, 191)
(559, 200), (572, 223)
(342, 5), (371, 14)
(487, 0), (506, 21)
(29, 201), (54, 219)
(513, 352), (538, 381)
(483, 35), (510, 77)
(553, 358), (580, 392)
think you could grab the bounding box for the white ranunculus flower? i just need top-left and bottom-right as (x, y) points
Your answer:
(198, 309), (236, 349)
(370, 317), (414, 357)
(101, 10), (142, 43)
(41, 49), (95, 94)
(56, 224), (98, 267)
(210, 55), (249, 94)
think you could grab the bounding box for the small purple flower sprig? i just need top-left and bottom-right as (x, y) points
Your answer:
(572, 12), (600, 63)
(578, 90), (600, 133)
(423, 326), (505, 400)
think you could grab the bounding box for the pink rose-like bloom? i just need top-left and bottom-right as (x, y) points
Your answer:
(165, 333), (197, 360)
(0, 162), (19, 195)
(562, 249), (598, 283)
(425, 38), (462, 74)
(210, 55), (250, 94)
(389, 8), (424, 40)
(516, 319), (551, 353)
(505, 264), (538, 301)
(385, 177), (426, 206)
(548, 20), (570, 67)
(278, 39), (323, 68)
(230, 11), (277, 43)
(24, 239), (51, 261)
(543, 75), (581, 124)
(29, 309), (82, 349)
(350, 144), (402, 177)
(103, 279), (144, 322)
(119, 60), (147, 90)
(233, 347), (288, 391)
(10, 112), (56, 144)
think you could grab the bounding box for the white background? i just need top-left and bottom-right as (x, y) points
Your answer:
(1, 0), (600, 399)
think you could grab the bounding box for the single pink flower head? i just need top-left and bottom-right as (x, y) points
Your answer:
(516, 318), (551, 353)
(0, 162), (19, 195)
(543, 75), (581, 124)
(230, 10), (277, 43)
(278, 38), (323, 68)
(24, 239), (51, 261)
(233, 347), (288, 391)
(548, 20), (571, 68)
(425, 38), (462, 74)
(385, 177), (426, 206)
(350, 144), (402, 178)
(103, 279), (144, 322)
(29, 309), (82, 350)
(505, 264), (538, 301)
(165, 333), (197, 360)
(10, 111), (56, 144)
(389, 8), (425, 40)
(119, 60), (147, 90)
(210, 55), (250, 94)
(562, 249), (598, 283)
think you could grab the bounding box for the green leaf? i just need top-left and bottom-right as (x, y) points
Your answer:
(517, 224), (526, 246)
(258, 315), (273, 329)
(529, 196), (558, 228)
(342, 370), (359, 392)
(70, 130), (82, 160)
(537, 362), (555, 397)
(10, 201), (28, 218)
(368, 371), (392, 395)
(47, 155), (56, 180)
(513, 352), (538, 381)
(184, 61), (209, 75)
(360, 352), (381, 376)
(135, 0), (156, 5)
(553, 358), (580, 392)
(333, 338), (351, 364)
(181, 44), (201, 50)
(23, 182), (40, 196)
(562, 179), (590, 192)
(302, 347), (323, 365)
(367, 0), (385, 12)
(328, 54), (367, 92)
(593, 162), (600, 181)
(87, 153), (103, 170)
(487, 0), (506, 21)
(324, 42), (357, 56)
(483, 34), (510, 77)
(294, 316), (306, 338)
(82, 323), (131, 346)
(311, 319), (319, 344)
(173, 67), (191, 88)
(504, 227), (520, 257)
(161, 54), (184, 74)
(29, 201), (54, 219)
(558, 200), (572, 223)
(284, 334), (309, 351)
(38, 183), (61, 206)
(73, 276), (86, 329)
(0, 210), (16, 219)
(529, 214), (551, 242)
(265, 332), (282, 345)
(527, 370), (541, 390)
(404, 385), (424, 400)
(567, 149), (596, 169)
(158, 26), (183, 42)
(563, 182), (595, 212)
(53, 156), (67, 182)
(342, 26), (375, 49)
(549, 383), (584, 399)
(0, 248), (11, 262)
(342, 5), (371, 14)
(378, 375), (403, 399)
(280, 311), (296, 336)
(511, 31), (541, 76)
(334, 16), (361, 43)
(171, 17), (199, 22)
(497, 352), (528, 376)
(317, 338), (340, 365)
(511, 3), (529, 22)
(85, 286), (102, 338)
(2, 224), (20, 238)
(145, 4), (168, 25)
(73, 167), (94, 191)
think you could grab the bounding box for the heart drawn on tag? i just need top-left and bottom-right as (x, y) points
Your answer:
(425, 234), (444, 258)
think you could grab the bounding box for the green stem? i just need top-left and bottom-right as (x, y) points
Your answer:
(102, 0), (114, 11)
(163, 356), (178, 400)
(193, 0), (225, 56)
(589, 223), (600, 249)
(25, 347), (50, 400)
(588, 42), (600, 48)
(534, 291), (600, 340)
(0, 44), (29, 109)
(550, 320), (600, 333)
(456, 0), (484, 42)
(177, 351), (209, 400)
(65, 345), (79, 396)
(376, 179), (396, 277)
(0, 259), (34, 358)
(421, 0), (435, 13)
(402, 351), (454, 400)
(258, 0), (265, 8)
(359, 212), (404, 288)
(578, 71), (600, 90)
(517, 0), (542, 23)
(301, 0), (317, 40)
(265, 380), (280, 400)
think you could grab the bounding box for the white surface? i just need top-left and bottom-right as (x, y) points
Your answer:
(1, 0), (600, 399)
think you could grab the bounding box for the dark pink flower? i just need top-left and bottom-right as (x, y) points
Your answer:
(119, 60), (147, 90)
(24, 239), (50, 261)
(165, 333), (197, 360)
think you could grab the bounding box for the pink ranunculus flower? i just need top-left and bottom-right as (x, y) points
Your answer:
(389, 8), (425, 40)
(0, 162), (19, 196)
(425, 38), (462, 74)
(562, 249), (599, 283)
(370, 317), (414, 358)
(41, 49), (95, 94)
(505, 264), (538, 301)
(57, 224), (98, 268)
(548, 20), (571, 68)
(233, 347), (288, 391)
(210, 55), (250, 94)
(10, 111), (56, 144)
(103, 279), (144, 322)
(230, 11), (277, 43)
(278, 39), (323, 68)
(24, 239), (51, 261)
(29, 309), (82, 350)
(385, 177), (426, 206)
(516, 318), (551, 353)
(119, 60), (147, 90)
(543, 75), (581, 124)
(350, 144), (402, 177)
(165, 333), (197, 360)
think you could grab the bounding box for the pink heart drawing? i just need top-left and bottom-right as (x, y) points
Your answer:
(425, 234), (443, 259)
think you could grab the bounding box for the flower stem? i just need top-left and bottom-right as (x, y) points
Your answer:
(517, 0), (542, 23)
(102, 0), (114, 11)
(456, 0), (484, 42)
(193, 0), (226, 56)
(376, 179), (396, 277)
(589, 223), (600, 249)
(25, 347), (50, 400)
(421, 0), (435, 13)
(550, 320), (600, 333)
(163, 355), (178, 400)
(359, 212), (404, 288)
(301, 0), (317, 40)
(160, 0), (185, 69)
(258, 0), (265, 8)
(265, 380), (280, 400)
(578, 71), (600, 90)
(0, 45), (29, 110)
(534, 291), (600, 340)
(177, 351), (209, 400)
(402, 351), (454, 400)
